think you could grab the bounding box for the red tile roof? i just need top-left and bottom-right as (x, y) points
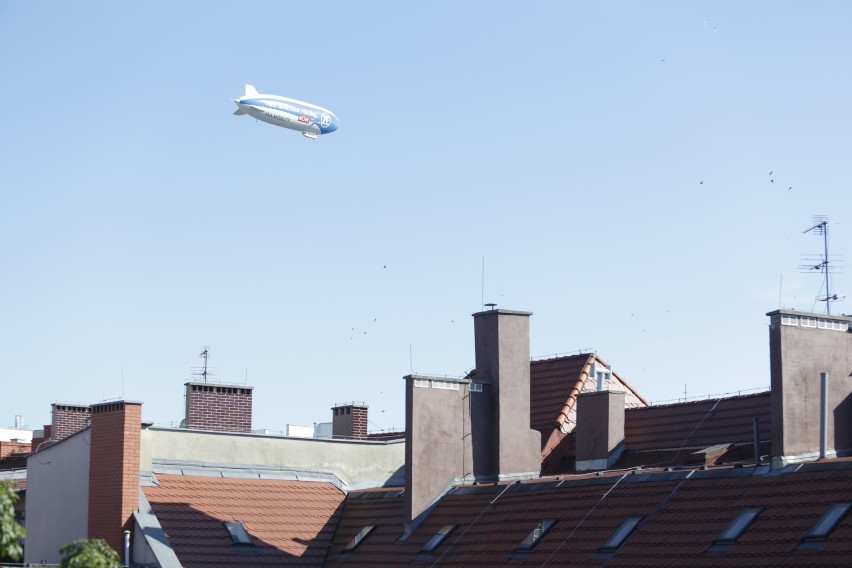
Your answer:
(143, 474), (345, 567)
(326, 463), (852, 566)
(532, 354), (648, 471)
(625, 391), (772, 452)
(530, 354), (593, 430)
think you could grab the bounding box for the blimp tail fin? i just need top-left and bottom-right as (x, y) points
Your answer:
(233, 108), (247, 115)
(245, 84), (259, 98)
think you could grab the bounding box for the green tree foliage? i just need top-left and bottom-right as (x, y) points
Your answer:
(60, 538), (121, 568)
(0, 482), (26, 561)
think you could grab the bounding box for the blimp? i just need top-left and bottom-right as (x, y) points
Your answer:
(232, 84), (339, 139)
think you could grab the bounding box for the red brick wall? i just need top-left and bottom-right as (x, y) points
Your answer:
(0, 440), (31, 459)
(52, 403), (92, 440)
(184, 383), (253, 432)
(88, 401), (141, 555)
(31, 425), (51, 451)
(332, 405), (368, 440)
(365, 431), (406, 441)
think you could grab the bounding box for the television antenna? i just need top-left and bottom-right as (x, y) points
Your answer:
(192, 346), (216, 383)
(800, 215), (844, 314)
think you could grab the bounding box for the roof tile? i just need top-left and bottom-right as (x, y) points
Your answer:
(144, 474), (345, 567)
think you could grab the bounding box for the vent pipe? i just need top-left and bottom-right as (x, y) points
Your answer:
(752, 417), (760, 465)
(124, 530), (130, 567)
(820, 372), (828, 460)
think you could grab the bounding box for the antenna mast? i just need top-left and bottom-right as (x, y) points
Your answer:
(801, 215), (843, 314)
(200, 347), (210, 383)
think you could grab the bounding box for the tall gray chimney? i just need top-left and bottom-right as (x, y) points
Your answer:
(767, 309), (852, 467)
(472, 309), (540, 478)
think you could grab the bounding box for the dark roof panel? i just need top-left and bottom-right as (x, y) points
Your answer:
(625, 392), (772, 452)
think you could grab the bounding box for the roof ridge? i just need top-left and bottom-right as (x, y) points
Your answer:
(635, 390), (771, 410)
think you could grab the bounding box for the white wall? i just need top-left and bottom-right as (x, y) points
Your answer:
(24, 430), (90, 565)
(0, 427), (33, 442)
(286, 424), (315, 438)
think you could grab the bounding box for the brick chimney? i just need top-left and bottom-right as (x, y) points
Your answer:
(332, 403), (368, 440)
(31, 425), (51, 451)
(88, 400), (142, 555)
(575, 390), (626, 471)
(51, 403), (92, 441)
(184, 382), (253, 432)
(767, 309), (852, 467)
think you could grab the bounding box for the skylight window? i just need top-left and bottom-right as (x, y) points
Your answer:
(806, 502), (851, 538)
(421, 525), (456, 553)
(514, 519), (558, 553)
(707, 507), (762, 552)
(797, 502), (852, 550)
(223, 521), (253, 546)
(343, 525), (376, 553)
(599, 516), (643, 552)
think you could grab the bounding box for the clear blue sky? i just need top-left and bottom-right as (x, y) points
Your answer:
(2, 2), (850, 434)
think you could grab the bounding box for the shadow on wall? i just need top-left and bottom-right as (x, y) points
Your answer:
(835, 390), (852, 455)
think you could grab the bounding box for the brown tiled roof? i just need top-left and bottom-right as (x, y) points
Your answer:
(323, 487), (405, 565)
(143, 474), (345, 567)
(326, 463), (852, 566)
(530, 354), (593, 430)
(531, 354), (648, 432)
(0, 454), (29, 471)
(625, 391), (772, 452)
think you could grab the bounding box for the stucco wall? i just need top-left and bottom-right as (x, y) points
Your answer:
(474, 310), (540, 476)
(768, 310), (852, 465)
(141, 427), (405, 488)
(404, 375), (471, 523)
(24, 430), (90, 565)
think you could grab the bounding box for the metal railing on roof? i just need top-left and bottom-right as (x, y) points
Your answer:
(648, 385), (770, 406)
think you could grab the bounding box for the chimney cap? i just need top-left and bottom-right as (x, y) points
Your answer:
(403, 374), (470, 384)
(184, 381), (255, 389)
(766, 309), (852, 322)
(471, 308), (533, 318)
(51, 402), (90, 409)
(89, 400), (143, 410)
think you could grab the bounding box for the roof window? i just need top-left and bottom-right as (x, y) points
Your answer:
(600, 517), (642, 552)
(597, 516), (643, 554)
(797, 502), (852, 550)
(707, 507), (762, 552)
(511, 519), (558, 557)
(223, 521), (253, 546)
(342, 525), (376, 553)
(421, 525), (457, 553)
